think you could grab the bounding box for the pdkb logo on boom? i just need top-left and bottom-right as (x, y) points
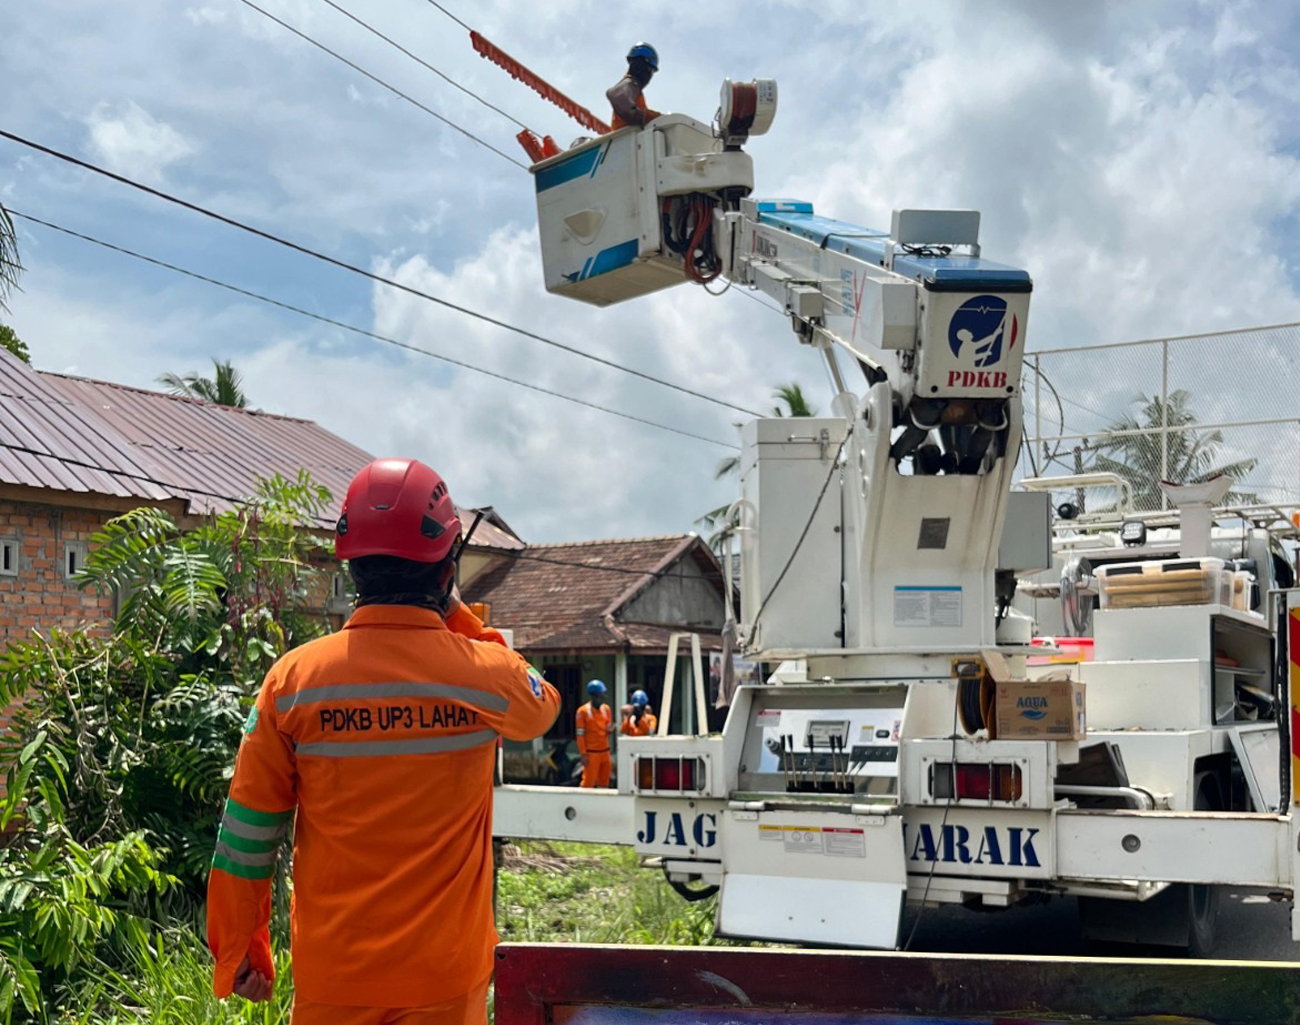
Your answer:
(949, 295), (1019, 368)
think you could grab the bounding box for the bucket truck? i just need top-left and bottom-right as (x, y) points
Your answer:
(494, 80), (1300, 954)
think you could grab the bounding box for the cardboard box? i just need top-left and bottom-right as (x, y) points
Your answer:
(994, 679), (1087, 740)
(982, 648), (1086, 740)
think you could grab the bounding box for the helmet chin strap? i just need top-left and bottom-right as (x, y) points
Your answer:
(353, 510), (485, 614)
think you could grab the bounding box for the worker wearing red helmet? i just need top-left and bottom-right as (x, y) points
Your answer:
(607, 42), (661, 130)
(575, 679), (614, 787)
(206, 458), (560, 1025)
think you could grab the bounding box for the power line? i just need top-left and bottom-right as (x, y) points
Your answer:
(0, 439), (729, 581)
(0, 129), (763, 418)
(233, 0), (526, 169)
(11, 210), (738, 450)
(313, 0), (531, 131)
(422, 0), (473, 33)
(0, 441), (266, 508)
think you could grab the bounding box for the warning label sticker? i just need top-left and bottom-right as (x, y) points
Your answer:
(782, 826), (823, 854)
(821, 826), (866, 858)
(762, 823), (865, 857)
(755, 709), (782, 729)
(893, 585), (963, 628)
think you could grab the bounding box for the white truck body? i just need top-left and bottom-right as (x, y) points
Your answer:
(495, 97), (1300, 953)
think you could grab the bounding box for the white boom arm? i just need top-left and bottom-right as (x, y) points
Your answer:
(531, 92), (1032, 660)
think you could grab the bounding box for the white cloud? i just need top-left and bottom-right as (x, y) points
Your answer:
(184, 6), (227, 27)
(84, 101), (195, 185)
(5, 0), (1300, 539)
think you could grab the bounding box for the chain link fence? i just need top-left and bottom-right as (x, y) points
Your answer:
(1018, 322), (1300, 513)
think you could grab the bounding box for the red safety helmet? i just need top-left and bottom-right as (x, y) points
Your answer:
(335, 458), (462, 564)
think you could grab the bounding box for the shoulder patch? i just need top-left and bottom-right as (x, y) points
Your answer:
(243, 706), (260, 735)
(527, 666), (547, 700)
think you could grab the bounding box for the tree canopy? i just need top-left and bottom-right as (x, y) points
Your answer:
(158, 358), (249, 408)
(0, 206), (20, 314)
(699, 382), (818, 549)
(1088, 390), (1257, 511)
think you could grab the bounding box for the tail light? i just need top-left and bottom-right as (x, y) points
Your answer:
(931, 762), (1022, 802)
(634, 756), (704, 792)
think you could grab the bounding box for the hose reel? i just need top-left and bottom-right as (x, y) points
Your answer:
(1060, 555), (1096, 637)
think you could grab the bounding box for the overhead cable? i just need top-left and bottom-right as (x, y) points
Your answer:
(312, 0), (531, 131)
(0, 440), (726, 580)
(421, 0), (473, 33)
(0, 130), (763, 418)
(233, 0), (527, 169)
(11, 211), (738, 450)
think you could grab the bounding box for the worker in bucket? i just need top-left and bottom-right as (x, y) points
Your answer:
(620, 688), (658, 737)
(207, 458), (560, 1025)
(607, 42), (661, 129)
(575, 679), (615, 786)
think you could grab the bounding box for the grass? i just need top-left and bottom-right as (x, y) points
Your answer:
(33, 841), (719, 1022)
(50, 932), (294, 1024)
(496, 841), (723, 947)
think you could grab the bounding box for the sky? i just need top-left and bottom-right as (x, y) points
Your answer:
(3, 0), (1300, 541)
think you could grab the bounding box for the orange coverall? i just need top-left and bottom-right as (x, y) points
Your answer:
(607, 76), (657, 129)
(575, 701), (613, 787)
(207, 603), (559, 1021)
(620, 709), (658, 736)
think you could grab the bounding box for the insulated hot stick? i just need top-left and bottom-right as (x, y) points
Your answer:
(835, 736), (852, 794)
(788, 734), (805, 792)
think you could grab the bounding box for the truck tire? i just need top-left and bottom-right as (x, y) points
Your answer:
(1078, 773), (1221, 956)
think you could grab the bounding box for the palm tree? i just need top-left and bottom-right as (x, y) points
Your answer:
(0, 323), (31, 364)
(159, 358), (250, 408)
(1, 204), (23, 314)
(698, 382), (818, 548)
(1087, 390), (1257, 511)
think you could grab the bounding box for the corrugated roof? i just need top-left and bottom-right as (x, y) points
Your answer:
(36, 368), (371, 524)
(463, 535), (725, 653)
(0, 352), (526, 548)
(0, 349), (172, 502)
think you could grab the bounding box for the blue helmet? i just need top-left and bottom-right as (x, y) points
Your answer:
(627, 43), (659, 71)
(631, 689), (649, 707)
(587, 679), (608, 696)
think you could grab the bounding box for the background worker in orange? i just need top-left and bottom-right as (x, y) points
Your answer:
(606, 42), (660, 129)
(206, 458), (560, 1025)
(575, 679), (614, 787)
(619, 689), (657, 737)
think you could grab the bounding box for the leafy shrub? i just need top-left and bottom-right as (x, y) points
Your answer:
(0, 473), (333, 1020)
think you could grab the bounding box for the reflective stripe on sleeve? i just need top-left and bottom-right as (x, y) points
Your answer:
(219, 816), (289, 843)
(296, 728), (499, 758)
(275, 682), (509, 715)
(214, 840), (279, 867)
(217, 826), (280, 855)
(223, 797), (294, 829)
(212, 852), (277, 881)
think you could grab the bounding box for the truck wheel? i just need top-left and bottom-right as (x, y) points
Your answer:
(1182, 772), (1223, 957)
(1078, 774), (1221, 955)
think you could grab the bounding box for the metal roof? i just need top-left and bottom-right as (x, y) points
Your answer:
(463, 535), (725, 652)
(0, 352), (525, 547)
(42, 370), (370, 522)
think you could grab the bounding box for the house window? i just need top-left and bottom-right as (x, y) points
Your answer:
(64, 542), (88, 579)
(332, 573), (345, 599)
(0, 539), (16, 576)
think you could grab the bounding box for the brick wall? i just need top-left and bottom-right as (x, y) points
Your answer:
(0, 500), (116, 646)
(0, 499), (118, 799)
